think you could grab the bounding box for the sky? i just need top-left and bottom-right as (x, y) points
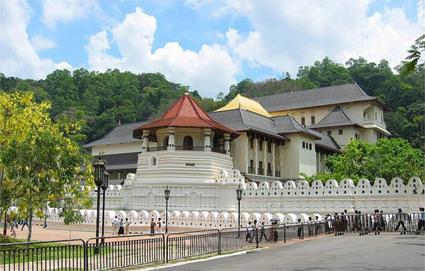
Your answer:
(0, 0), (424, 97)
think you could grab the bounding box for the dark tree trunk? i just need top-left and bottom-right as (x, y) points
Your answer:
(27, 203), (33, 242)
(2, 211), (6, 235)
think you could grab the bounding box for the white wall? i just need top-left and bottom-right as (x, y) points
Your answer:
(91, 142), (143, 155)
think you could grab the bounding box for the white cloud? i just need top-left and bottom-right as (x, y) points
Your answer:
(0, 0), (71, 79)
(211, 0), (423, 75)
(41, 0), (99, 26)
(86, 7), (239, 97)
(30, 35), (57, 51)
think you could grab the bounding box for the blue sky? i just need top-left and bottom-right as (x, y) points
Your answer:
(1, 0), (423, 97)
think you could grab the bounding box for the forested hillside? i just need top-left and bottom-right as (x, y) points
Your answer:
(1, 57), (423, 151)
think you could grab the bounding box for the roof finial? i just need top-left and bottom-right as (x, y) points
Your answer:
(184, 92), (189, 96)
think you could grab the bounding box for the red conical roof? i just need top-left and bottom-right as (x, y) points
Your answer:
(133, 93), (237, 138)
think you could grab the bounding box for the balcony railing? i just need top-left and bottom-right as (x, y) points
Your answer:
(267, 169), (273, 176)
(147, 146), (167, 152)
(211, 147), (226, 154)
(248, 167), (254, 174)
(175, 145), (205, 151)
(275, 170), (281, 177)
(362, 117), (386, 128)
(147, 145), (226, 154)
(258, 168), (264, 175)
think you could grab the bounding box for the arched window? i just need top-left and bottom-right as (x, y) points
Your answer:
(183, 136), (193, 150)
(163, 136), (169, 148)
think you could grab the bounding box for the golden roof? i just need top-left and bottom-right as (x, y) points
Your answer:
(215, 94), (271, 117)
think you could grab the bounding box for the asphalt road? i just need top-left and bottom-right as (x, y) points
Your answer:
(159, 234), (425, 271)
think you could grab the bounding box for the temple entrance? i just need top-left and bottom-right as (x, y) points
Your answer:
(183, 136), (193, 150)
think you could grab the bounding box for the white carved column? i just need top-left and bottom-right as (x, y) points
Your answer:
(254, 136), (258, 175)
(224, 133), (230, 155)
(167, 127), (175, 151)
(279, 143), (285, 177)
(272, 141), (276, 177)
(263, 139), (267, 176)
(142, 129), (149, 152)
(204, 128), (211, 152)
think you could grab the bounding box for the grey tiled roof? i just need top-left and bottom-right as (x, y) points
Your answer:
(210, 109), (321, 140)
(308, 106), (358, 129)
(84, 121), (147, 147)
(210, 109), (286, 140)
(315, 135), (341, 152)
(272, 115), (320, 138)
(255, 83), (376, 112)
(103, 152), (139, 170)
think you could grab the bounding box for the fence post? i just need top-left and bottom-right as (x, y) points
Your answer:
(83, 240), (89, 271)
(283, 224), (287, 243)
(164, 234), (167, 263)
(218, 230), (222, 255)
(255, 228), (259, 248)
(302, 224), (305, 239)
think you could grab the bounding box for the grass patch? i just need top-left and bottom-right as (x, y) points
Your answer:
(0, 236), (112, 265)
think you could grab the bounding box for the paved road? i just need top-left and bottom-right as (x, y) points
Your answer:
(160, 234), (425, 271)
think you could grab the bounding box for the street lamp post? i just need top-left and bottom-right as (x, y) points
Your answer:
(101, 171), (109, 242)
(93, 157), (105, 254)
(164, 186), (170, 233)
(236, 185), (243, 237)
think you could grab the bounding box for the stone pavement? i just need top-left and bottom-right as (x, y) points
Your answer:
(158, 233), (425, 271)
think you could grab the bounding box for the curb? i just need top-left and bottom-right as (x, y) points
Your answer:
(136, 250), (248, 271)
(135, 234), (328, 270)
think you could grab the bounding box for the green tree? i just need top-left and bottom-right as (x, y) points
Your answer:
(319, 138), (425, 184)
(0, 92), (94, 241)
(401, 34), (425, 75)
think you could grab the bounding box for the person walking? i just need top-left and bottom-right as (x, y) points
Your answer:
(124, 218), (131, 235)
(117, 219), (125, 236)
(259, 222), (268, 242)
(112, 216), (119, 235)
(297, 219), (303, 239)
(246, 221), (252, 242)
(372, 209), (382, 235)
(21, 219), (29, 231)
(415, 207), (424, 235)
(10, 222), (16, 238)
(150, 218), (156, 236)
(394, 208), (408, 234)
(252, 220), (257, 243)
(269, 221), (278, 242)
(158, 218), (162, 233)
(380, 210), (386, 232)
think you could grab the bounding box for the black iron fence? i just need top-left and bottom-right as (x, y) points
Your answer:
(0, 239), (85, 271)
(166, 229), (220, 262)
(86, 234), (165, 270)
(0, 214), (423, 270)
(329, 212), (424, 235)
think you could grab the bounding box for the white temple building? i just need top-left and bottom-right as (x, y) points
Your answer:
(82, 86), (423, 227)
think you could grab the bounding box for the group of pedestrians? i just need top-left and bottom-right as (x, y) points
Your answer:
(111, 216), (131, 236)
(150, 218), (163, 235)
(2, 217), (30, 238)
(323, 208), (425, 236)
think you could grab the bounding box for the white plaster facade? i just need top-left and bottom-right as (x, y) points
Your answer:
(81, 176), (425, 229)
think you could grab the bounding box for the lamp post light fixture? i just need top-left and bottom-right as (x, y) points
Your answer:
(236, 185), (243, 237)
(93, 156), (106, 253)
(101, 171), (109, 242)
(164, 186), (171, 233)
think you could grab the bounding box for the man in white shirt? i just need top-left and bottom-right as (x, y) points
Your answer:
(112, 216), (119, 235)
